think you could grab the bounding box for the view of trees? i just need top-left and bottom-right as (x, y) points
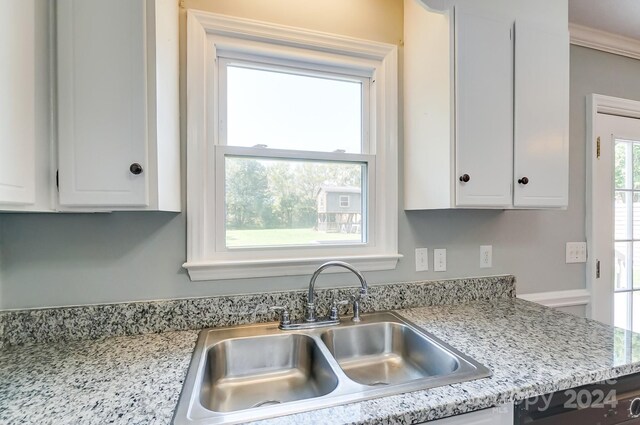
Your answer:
(225, 158), (362, 230)
(614, 142), (640, 189)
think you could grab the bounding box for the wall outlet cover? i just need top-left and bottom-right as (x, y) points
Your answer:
(434, 248), (446, 272)
(415, 248), (429, 271)
(480, 245), (492, 268)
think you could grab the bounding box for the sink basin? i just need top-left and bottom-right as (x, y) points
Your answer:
(200, 334), (338, 412)
(173, 312), (491, 425)
(321, 322), (459, 386)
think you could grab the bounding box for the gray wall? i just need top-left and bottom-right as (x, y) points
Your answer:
(2, 1), (640, 309)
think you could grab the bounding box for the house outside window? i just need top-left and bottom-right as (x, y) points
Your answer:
(317, 187), (360, 234)
(184, 11), (400, 280)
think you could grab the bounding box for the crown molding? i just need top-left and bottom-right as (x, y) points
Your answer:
(569, 23), (640, 61)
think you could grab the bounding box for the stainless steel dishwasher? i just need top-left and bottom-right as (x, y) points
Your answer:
(514, 372), (640, 424)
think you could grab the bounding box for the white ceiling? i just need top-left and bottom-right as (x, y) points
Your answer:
(569, 0), (640, 40)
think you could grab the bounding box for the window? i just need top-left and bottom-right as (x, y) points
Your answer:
(339, 195), (350, 208)
(185, 11), (399, 280)
(219, 61), (369, 248)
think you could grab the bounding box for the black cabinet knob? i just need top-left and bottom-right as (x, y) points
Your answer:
(130, 163), (143, 175)
(518, 177), (529, 185)
(459, 174), (470, 183)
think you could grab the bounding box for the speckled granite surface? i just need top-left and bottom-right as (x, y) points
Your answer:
(0, 275), (515, 347)
(0, 330), (199, 425)
(3, 298), (640, 424)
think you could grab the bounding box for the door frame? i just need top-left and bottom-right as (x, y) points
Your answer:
(586, 94), (640, 323)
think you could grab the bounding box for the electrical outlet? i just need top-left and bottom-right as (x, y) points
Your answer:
(415, 248), (429, 271)
(434, 248), (446, 272)
(566, 242), (587, 263)
(480, 245), (492, 268)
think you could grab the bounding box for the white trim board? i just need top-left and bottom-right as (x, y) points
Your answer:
(586, 94), (640, 324)
(518, 289), (591, 308)
(569, 23), (640, 61)
(184, 11), (399, 281)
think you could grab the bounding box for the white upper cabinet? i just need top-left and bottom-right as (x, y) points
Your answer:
(0, 0), (36, 207)
(57, 0), (180, 211)
(455, 10), (513, 207)
(404, 0), (569, 210)
(514, 20), (570, 208)
(0, 0), (53, 213)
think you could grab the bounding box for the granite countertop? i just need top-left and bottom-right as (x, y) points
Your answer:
(3, 298), (640, 424)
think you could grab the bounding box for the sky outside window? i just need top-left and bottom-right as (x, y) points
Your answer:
(226, 65), (363, 153)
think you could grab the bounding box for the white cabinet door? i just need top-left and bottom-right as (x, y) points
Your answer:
(514, 20), (569, 208)
(419, 404), (513, 424)
(0, 0), (36, 205)
(57, 0), (148, 207)
(455, 9), (513, 208)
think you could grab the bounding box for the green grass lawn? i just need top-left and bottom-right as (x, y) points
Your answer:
(226, 228), (361, 247)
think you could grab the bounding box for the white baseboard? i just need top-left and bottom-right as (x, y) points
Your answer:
(518, 289), (591, 308)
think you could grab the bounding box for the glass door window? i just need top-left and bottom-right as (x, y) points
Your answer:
(614, 139), (640, 332)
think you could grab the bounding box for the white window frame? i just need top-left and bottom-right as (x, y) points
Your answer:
(184, 11), (400, 281)
(339, 195), (350, 208)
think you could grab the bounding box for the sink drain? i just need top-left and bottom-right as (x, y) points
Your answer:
(252, 400), (282, 408)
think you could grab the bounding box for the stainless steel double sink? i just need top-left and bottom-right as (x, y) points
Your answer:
(173, 312), (491, 424)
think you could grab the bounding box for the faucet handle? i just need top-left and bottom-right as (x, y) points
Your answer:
(330, 299), (350, 321)
(270, 306), (291, 326)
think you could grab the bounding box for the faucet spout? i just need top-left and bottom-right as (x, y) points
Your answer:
(306, 261), (368, 322)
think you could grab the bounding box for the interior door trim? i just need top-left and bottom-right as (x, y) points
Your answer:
(586, 94), (640, 324)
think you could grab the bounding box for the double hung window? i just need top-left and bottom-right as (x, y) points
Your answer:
(185, 11), (399, 280)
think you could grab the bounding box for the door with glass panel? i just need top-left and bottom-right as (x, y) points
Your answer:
(592, 112), (640, 329)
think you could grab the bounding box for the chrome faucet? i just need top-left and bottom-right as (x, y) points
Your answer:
(272, 261), (369, 330)
(306, 261), (368, 323)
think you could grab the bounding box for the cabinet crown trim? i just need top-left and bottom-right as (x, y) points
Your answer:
(569, 23), (640, 61)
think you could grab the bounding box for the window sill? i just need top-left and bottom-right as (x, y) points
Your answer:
(183, 254), (402, 281)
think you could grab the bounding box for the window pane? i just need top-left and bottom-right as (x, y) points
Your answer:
(615, 291), (630, 331)
(635, 242), (640, 289)
(634, 142), (640, 190)
(225, 157), (365, 247)
(615, 141), (629, 189)
(634, 193), (640, 239)
(634, 292), (640, 333)
(615, 242), (631, 290)
(615, 191), (631, 240)
(226, 65), (363, 153)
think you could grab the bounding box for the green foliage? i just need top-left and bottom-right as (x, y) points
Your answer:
(226, 158), (270, 229)
(225, 158), (361, 230)
(614, 142), (640, 189)
(615, 143), (626, 189)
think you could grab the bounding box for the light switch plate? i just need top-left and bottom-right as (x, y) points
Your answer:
(566, 242), (587, 263)
(415, 248), (429, 271)
(434, 248), (446, 272)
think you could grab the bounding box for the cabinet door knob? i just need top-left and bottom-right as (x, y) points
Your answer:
(459, 174), (470, 183)
(130, 163), (143, 175)
(518, 177), (529, 185)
